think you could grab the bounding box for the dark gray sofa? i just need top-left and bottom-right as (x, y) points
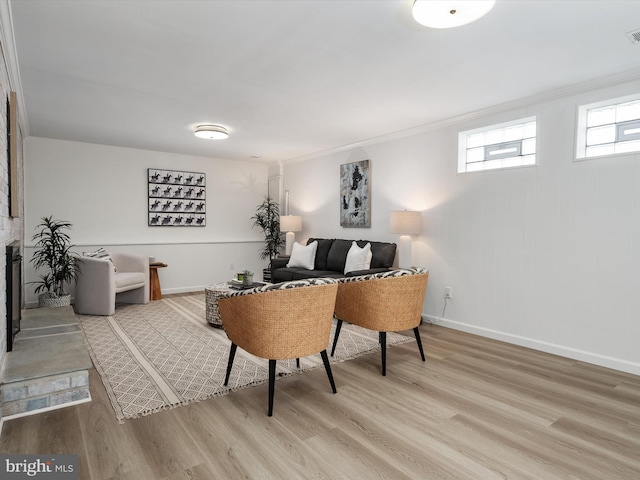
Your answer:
(270, 238), (397, 283)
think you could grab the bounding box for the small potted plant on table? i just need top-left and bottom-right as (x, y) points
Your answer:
(30, 216), (79, 308)
(242, 270), (254, 286)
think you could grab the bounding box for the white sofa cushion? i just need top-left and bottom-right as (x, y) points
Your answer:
(344, 241), (372, 274)
(115, 272), (146, 293)
(287, 241), (318, 270)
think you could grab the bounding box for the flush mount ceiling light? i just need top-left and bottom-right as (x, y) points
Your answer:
(412, 0), (496, 29)
(194, 124), (229, 140)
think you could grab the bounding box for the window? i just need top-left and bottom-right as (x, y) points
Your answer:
(576, 93), (640, 160)
(458, 117), (536, 173)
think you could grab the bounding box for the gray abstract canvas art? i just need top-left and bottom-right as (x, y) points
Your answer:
(340, 159), (370, 228)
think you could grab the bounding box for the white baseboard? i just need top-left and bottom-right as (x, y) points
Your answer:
(162, 286), (206, 295)
(424, 315), (640, 376)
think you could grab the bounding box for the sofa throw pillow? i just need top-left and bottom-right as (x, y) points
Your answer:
(307, 238), (334, 270)
(287, 241), (318, 270)
(326, 239), (352, 273)
(344, 241), (372, 274)
(369, 241), (397, 268)
(83, 247), (117, 272)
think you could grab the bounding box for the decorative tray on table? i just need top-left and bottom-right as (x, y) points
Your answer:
(228, 279), (266, 290)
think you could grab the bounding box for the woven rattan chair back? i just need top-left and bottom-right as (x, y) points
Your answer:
(219, 280), (339, 416)
(335, 272), (429, 331)
(218, 282), (338, 359)
(331, 270), (429, 376)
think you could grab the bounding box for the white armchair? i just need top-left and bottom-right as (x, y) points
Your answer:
(74, 252), (149, 316)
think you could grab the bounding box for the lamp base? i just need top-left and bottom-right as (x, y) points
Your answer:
(285, 232), (296, 256)
(397, 235), (413, 269)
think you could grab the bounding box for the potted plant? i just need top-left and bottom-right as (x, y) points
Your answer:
(30, 215), (80, 307)
(251, 197), (285, 278)
(242, 270), (254, 286)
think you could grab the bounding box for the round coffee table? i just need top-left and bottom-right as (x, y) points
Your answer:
(205, 282), (233, 328)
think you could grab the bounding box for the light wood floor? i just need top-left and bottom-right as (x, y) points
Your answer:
(1, 324), (639, 480)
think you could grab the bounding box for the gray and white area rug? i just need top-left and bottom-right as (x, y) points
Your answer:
(77, 293), (412, 422)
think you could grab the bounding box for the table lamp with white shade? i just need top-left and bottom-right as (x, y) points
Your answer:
(280, 215), (302, 256)
(390, 210), (422, 269)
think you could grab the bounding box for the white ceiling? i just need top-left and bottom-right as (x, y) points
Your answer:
(8, 0), (640, 164)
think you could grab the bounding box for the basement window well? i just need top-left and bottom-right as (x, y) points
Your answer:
(458, 117), (537, 173)
(576, 93), (640, 160)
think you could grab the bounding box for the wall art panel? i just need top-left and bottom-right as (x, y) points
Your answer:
(340, 159), (370, 228)
(148, 168), (206, 226)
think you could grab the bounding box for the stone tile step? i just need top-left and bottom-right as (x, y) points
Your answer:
(1, 306), (92, 418)
(18, 324), (81, 339)
(3, 306), (92, 383)
(1, 371), (90, 417)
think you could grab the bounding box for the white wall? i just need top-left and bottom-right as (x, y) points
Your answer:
(24, 137), (269, 306)
(283, 77), (640, 375)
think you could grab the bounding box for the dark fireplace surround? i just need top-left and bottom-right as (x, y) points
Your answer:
(6, 240), (21, 351)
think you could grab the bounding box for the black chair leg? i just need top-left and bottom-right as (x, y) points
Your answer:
(380, 331), (387, 376)
(296, 358), (300, 369)
(320, 350), (337, 393)
(414, 327), (426, 361)
(330, 319), (343, 356)
(224, 343), (237, 386)
(268, 359), (276, 417)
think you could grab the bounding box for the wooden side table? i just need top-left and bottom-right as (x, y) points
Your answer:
(149, 262), (167, 300)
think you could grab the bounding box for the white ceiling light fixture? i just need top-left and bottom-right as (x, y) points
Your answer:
(194, 124), (229, 140)
(412, 0), (496, 29)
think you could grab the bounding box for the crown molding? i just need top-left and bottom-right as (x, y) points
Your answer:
(0, 0), (29, 137)
(282, 67), (640, 166)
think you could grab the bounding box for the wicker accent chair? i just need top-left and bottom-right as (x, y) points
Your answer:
(218, 278), (339, 416)
(330, 268), (429, 376)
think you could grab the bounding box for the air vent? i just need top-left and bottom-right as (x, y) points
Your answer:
(627, 29), (640, 44)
